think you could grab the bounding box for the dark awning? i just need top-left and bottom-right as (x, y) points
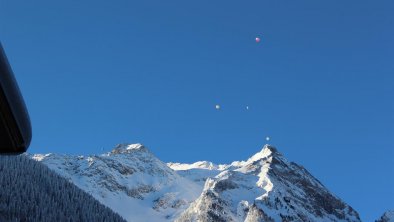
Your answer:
(0, 43), (32, 153)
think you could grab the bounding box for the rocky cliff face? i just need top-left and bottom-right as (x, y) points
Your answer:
(32, 144), (361, 222)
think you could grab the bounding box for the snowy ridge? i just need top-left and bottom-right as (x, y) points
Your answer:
(32, 144), (362, 222)
(167, 161), (218, 171)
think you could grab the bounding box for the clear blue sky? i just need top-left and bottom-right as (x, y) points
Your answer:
(1, 0), (393, 221)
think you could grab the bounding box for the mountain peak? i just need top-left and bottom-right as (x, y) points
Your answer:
(109, 143), (148, 155)
(261, 144), (279, 155)
(246, 144), (279, 164)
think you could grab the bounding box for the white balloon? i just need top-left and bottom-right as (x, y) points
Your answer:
(266, 136), (270, 141)
(215, 105), (220, 110)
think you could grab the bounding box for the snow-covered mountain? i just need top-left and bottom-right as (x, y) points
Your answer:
(31, 144), (200, 222)
(32, 144), (361, 222)
(174, 145), (360, 222)
(376, 210), (394, 222)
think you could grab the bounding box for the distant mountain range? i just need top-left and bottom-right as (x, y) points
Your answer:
(29, 143), (381, 222)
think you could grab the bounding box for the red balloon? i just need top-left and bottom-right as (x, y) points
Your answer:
(255, 37), (261, 43)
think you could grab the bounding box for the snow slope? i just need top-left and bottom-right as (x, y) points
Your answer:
(32, 144), (362, 222)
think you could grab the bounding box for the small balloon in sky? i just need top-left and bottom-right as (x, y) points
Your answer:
(215, 105), (220, 110)
(255, 37), (261, 43)
(246, 106), (249, 110)
(266, 136), (270, 141)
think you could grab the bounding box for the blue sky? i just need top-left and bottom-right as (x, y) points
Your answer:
(1, 0), (393, 221)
